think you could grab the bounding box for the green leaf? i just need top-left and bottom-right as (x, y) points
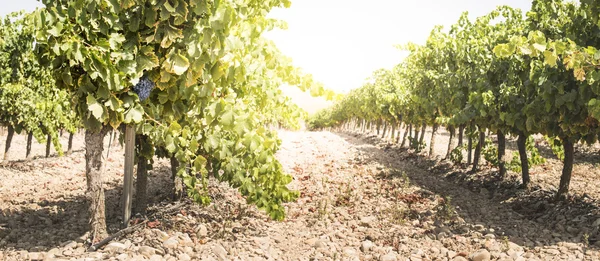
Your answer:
(108, 33), (126, 49)
(532, 43), (546, 52)
(47, 21), (63, 36)
(137, 47), (159, 72)
(164, 52), (190, 75)
(168, 122), (182, 136)
(193, 155), (207, 172)
(543, 50), (557, 67)
(520, 46), (532, 55)
(221, 109), (234, 126)
(165, 135), (176, 153)
(86, 94), (104, 120)
(493, 44), (512, 58)
(124, 104), (144, 123)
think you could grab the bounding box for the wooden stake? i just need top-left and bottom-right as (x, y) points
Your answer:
(121, 125), (135, 228)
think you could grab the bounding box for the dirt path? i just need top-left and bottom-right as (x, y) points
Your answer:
(0, 131), (597, 260)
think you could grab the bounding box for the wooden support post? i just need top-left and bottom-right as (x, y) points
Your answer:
(121, 125), (135, 228)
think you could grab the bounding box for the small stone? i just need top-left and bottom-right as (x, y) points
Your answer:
(139, 246), (157, 258)
(474, 224), (485, 231)
(380, 252), (398, 261)
(62, 241), (77, 249)
(149, 254), (163, 261)
(411, 249), (424, 257)
(73, 247), (85, 256)
(563, 242), (581, 251)
(451, 257), (468, 261)
(180, 233), (194, 247)
(274, 235), (286, 243)
(343, 247), (358, 257)
(163, 237), (179, 249)
(592, 218), (600, 227)
(314, 240), (327, 249)
(360, 216), (377, 227)
(361, 240), (375, 252)
(479, 188), (489, 196)
(116, 253), (129, 261)
(434, 226), (451, 234)
(196, 224), (208, 238)
(28, 252), (44, 260)
(183, 246), (194, 255)
(470, 249), (491, 261)
(507, 242), (523, 251)
(48, 248), (62, 258)
(305, 238), (318, 246)
(213, 244), (227, 257)
(542, 248), (560, 255)
(457, 225), (470, 234)
(178, 253), (192, 261)
(105, 242), (127, 253)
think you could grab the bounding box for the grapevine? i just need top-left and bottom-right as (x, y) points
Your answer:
(311, 0), (600, 199)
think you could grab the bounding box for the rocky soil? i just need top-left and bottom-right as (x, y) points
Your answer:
(0, 130), (598, 260)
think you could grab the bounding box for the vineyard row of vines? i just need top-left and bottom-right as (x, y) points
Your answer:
(309, 0), (600, 201)
(0, 0), (339, 243)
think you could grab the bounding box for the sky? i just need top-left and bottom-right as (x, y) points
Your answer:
(266, 0), (533, 113)
(2, 0), (533, 114)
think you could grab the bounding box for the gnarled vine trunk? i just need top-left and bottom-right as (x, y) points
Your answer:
(472, 128), (486, 172)
(45, 134), (52, 158)
(445, 126), (455, 159)
(4, 125), (14, 161)
(429, 123), (439, 157)
(556, 138), (574, 200)
(85, 127), (110, 243)
(467, 126), (473, 165)
(390, 122), (396, 141)
(517, 133), (530, 188)
(401, 124), (410, 147)
(67, 132), (74, 155)
(26, 132), (33, 159)
(457, 125), (464, 147)
(497, 130), (506, 177)
(134, 156), (148, 215)
(171, 156), (184, 200)
(419, 122), (426, 145)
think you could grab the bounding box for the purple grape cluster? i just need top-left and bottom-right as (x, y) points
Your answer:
(132, 75), (155, 101)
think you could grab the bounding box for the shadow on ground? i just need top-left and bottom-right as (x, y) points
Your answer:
(0, 164), (174, 252)
(338, 131), (600, 250)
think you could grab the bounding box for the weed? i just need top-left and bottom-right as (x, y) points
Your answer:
(316, 198), (329, 220)
(435, 195), (456, 222)
(449, 145), (466, 165)
(408, 136), (426, 153)
(387, 204), (409, 224)
(400, 171), (410, 189)
(482, 138), (498, 167)
(545, 135), (565, 161)
(501, 236), (509, 252)
(334, 182), (354, 207)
